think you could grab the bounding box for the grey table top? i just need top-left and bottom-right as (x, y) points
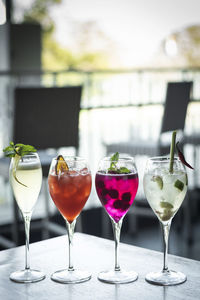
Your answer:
(0, 233), (200, 300)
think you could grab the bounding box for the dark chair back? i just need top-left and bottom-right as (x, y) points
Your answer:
(13, 86), (82, 151)
(161, 81), (193, 134)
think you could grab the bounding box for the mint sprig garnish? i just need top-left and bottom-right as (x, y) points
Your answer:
(108, 152), (119, 172)
(3, 142), (37, 187)
(108, 152), (131, 174)
(118, 167), (131, 174)
(3, 142), (37, 158)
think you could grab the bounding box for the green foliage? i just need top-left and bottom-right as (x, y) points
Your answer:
(42, 34), (110, 70)
(77, 52), (110, 70)
(17, 0), (115, 70)
(42, 35), (76, 70)
(22, 0), (61, 33)
(170, 25), (200, 66)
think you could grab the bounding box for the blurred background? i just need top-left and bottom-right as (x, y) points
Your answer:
(0, 0), (200, 260)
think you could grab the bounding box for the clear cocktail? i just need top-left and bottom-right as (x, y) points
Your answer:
(143, 156), (188, 286)
(11, 160), (42, 213)
(6, 145), (45, 283)
(143, 168), (187, 223)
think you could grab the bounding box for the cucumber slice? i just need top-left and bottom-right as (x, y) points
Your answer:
(160, 201), (173, 209)
(152, 176), (163, 190)
(174, 179), (184, 191)
(161, 209), (174, 221)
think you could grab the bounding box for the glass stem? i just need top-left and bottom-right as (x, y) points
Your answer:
(111, 218), (123, 272)
(161, 221), (171, 273)
(23, 212), (32, 271)
(66, 219), (76, 271)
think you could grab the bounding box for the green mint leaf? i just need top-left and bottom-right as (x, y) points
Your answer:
(15, 144), (36, 156)
(3, 146), (14, 152)
(3, 142), (37, 188)
(3, 146), (17, 157)
(15, 143), (25, 147)
(3, 142), (37, 158)
(111, 152), (119, 162)
(108, 162), (116, 172)
(3, 150), (16, 157)
(108, 152), (119, 172)
(118, 167), (131, 174)
(108, 152), (131, 174)
(110, 162), (116, 169)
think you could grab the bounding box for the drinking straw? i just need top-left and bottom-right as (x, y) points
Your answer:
(169, 131), (176, 173)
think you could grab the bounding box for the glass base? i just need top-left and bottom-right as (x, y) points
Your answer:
(145, 270), (187, 286)
(98, 270), (138, 284)
(10, 269), (46, 283)
(51, 269), (92, 284)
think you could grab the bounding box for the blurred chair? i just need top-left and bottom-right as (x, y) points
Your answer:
(0, 86), (82, 246)
(105, 81), (193, 236)
(106, 81), (193, 157)
(182, 134), (200, 188)
(181, 133), (200, 244)
(14, 86), (81, 163)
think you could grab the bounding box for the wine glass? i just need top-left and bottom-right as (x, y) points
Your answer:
(95, 156), (139, 283)
(48, 156), (92, 283)
(9, 153), (45, 283)
(143, 156), (187, 285)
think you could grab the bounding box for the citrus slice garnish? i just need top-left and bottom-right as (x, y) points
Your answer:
(55, 155), (69, 175)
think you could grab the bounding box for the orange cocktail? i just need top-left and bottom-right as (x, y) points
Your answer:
(48, 169), (91, 223)
(48, 156), (92, 283)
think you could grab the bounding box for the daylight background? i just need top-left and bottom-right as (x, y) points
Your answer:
(13, 0), (200, 69)
(8, 0), (200, 200)
(0, 0), (200, 259)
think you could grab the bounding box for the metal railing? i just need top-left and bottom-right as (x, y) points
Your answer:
(0, 67), (200, 206)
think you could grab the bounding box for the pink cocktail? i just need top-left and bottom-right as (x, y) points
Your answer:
(95, 154), (139, 284)
(95, 173), (138, 222)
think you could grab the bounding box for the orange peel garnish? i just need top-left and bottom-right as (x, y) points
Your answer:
(55, 155), (69, 175)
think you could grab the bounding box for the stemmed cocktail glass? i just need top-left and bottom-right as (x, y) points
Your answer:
(48, 156), (92, 283)
(143, 156), (187, 285)
(95, 155), (139, 283)
(9, 153), (45, 283)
